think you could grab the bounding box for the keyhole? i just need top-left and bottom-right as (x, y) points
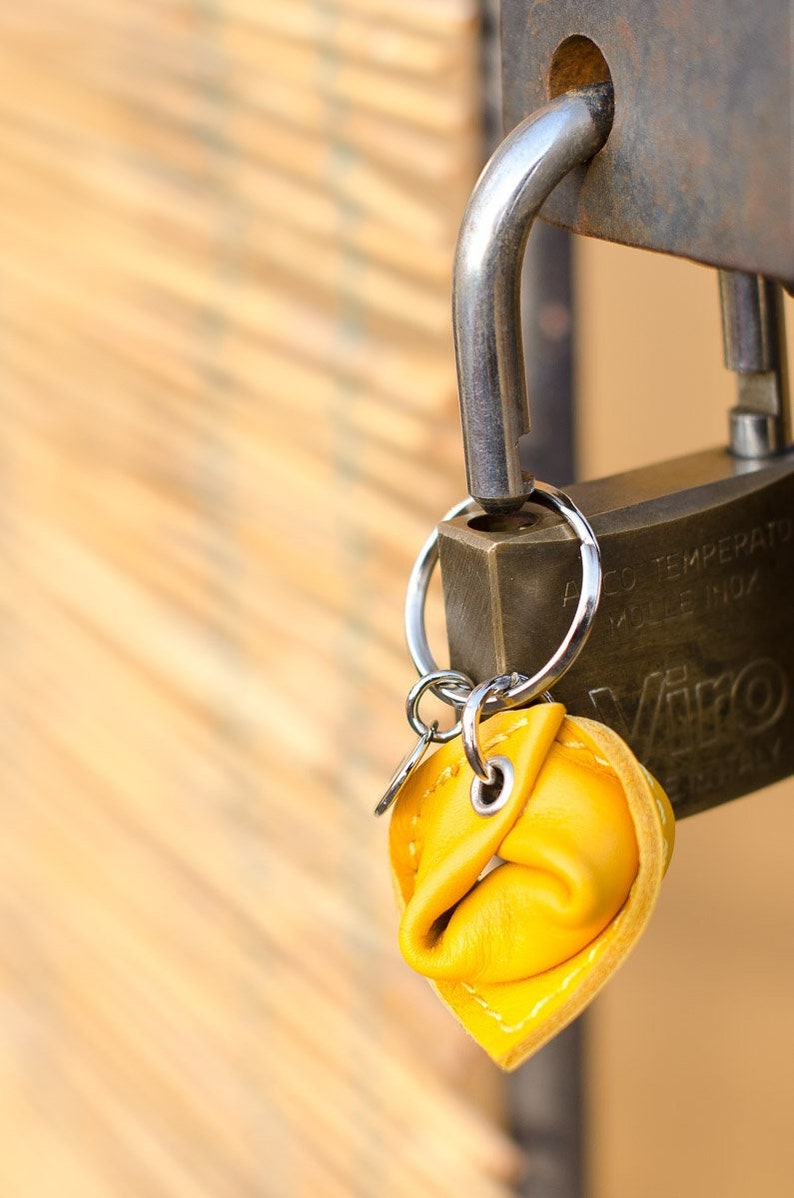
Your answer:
(467, 511), (538, 533)
(548, 35), (612, 99)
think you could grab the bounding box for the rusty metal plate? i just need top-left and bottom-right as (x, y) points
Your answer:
(502, 1), (794, 288)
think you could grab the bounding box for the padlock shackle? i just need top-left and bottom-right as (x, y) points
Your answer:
(453, 83), (613, 514)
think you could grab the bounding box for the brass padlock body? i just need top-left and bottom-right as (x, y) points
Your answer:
(439, 449), (794, 819)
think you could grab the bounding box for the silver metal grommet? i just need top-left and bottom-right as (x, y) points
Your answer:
(470, 755), (514, 817)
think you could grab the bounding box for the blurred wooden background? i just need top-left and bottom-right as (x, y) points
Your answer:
(1, 3), (793, 1197)
(0, 3), (520, 1195)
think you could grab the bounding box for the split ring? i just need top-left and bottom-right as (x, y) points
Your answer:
(404, 482), (602, 709)
(405, 668), (474, 744)
(461, 674), (520, 782)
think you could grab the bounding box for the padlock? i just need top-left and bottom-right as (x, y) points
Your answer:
(437, 86), (794, 820)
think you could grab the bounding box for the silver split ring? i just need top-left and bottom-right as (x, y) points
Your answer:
(461, 674), (520, 781)
(404, 482), (602, 710)
(405, 668), (474, 744)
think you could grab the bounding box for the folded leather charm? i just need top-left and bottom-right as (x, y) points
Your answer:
(389, 703), (674, 1070)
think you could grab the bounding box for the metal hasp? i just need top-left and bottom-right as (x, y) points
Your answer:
(721, 273), (791, 457)
(439, 449), (794, 820)
(453, 83), (613, 514)
(502, 1), (794, 289)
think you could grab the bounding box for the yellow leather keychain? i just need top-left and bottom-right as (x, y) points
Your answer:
(387, 700), (673, 1071)
(377, 492), (675, 1071)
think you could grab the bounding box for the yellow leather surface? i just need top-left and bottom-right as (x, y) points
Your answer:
(389, 704), (674, 1070)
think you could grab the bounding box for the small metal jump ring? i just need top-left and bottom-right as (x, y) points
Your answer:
(404, 482), (602, 709)
(461, 674), (520, 781)
(406, 668), (474, 744)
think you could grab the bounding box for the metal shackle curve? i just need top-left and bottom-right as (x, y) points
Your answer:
(453, 83), (614, 515)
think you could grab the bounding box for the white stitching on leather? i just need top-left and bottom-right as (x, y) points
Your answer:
(406, 721), (622, 1038)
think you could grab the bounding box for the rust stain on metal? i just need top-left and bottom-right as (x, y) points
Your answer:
(502, 0), (794, 287)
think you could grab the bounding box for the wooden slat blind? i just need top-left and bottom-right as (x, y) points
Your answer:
(0, 3), (523, 1194)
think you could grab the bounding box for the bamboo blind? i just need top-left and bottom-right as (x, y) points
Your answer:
(0, 3), (524, 1194)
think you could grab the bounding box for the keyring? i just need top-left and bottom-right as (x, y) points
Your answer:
(404, 497), (479, 707)
(405, 668), (474, 744)
(461, 674), (520, 781)
(404, 482), (602, 709)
